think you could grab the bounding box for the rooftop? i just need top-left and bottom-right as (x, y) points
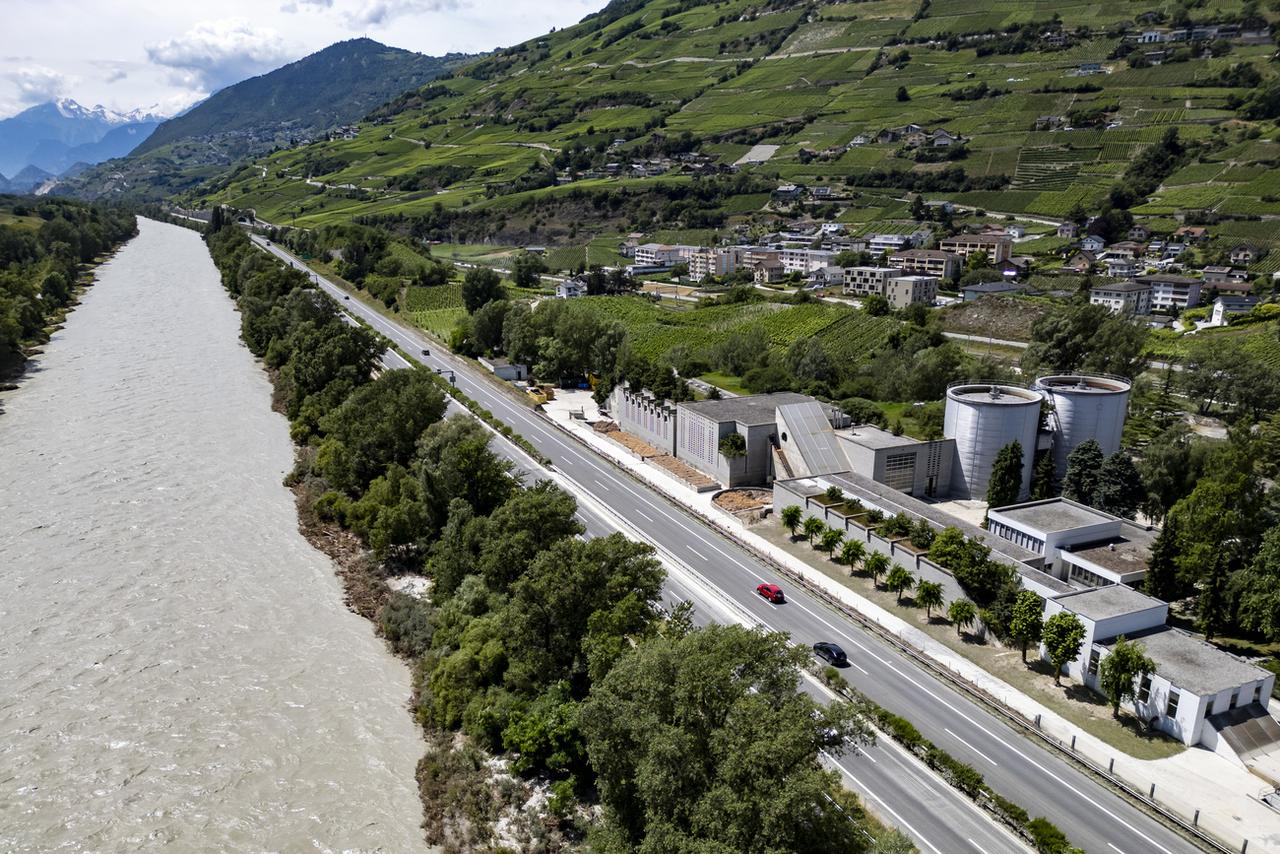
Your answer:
(838, 424), (924, 450)
(1062, 535), (1152, 577)
(1035, 374), (1132, 395)
(1055, 584), (1166, 621)
(1100, 626), (1269, 697)
(1091, 281), (1151, 294)
(778, 402), (848, 476)
(946, 383), (1043, 405)
(990, 498), (1118, 533)
(891, 248), (957, 259)
(964, 281), (1022, 293)
(679, 392), (815, 426)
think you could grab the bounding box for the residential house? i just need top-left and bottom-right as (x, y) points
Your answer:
(850, 133), (872, 146)
(772, 183), (805, 201)
(634, 243), (696, 267)
(962, 280), (1023, 301)
(1080, 235), (1106, 253)
(1057, 222), (1080, 239)
(781, 247), (837, 274)
(1211, 295), (1260, 325)
(1036, 115), (1066, 131)
(808, 266), (845, 288)
(1127, 225), (1151, 241)
(1078, 62), (1104, 74)
(1138, 273), (1202, 311)
(938, 233), (1012, 263)
(555, 277), (588, 299)
(1006, 224), (1027, 239)
(1201, 266), (1237, 287)
(1090, 280), (1152, 316)
(843, 266), (904, 298)
(689, 246), (745, 281)
(1230, 244), (1257, 266)
(1066, 251), (1096, 273)
(888, 249), (961, 280)
(1105, 241), (1144, 260)
(885, 275), (939, 308)
(868, 233), (913, 255)
(928, 129), (963, 147)
(1173, 226), (1209, 243)
(1106, 257), (1137, 278)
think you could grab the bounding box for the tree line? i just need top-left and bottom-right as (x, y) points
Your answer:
(0, 196), (137, 374)
(203, 222), (903, 852)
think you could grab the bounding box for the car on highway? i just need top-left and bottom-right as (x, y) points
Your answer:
(813, 641), (848, 666)
(343, 295), (350, 300)
(755, 583), (785, 604)
(422, 349), (430, 356)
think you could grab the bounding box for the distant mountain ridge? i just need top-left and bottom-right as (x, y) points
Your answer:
(62, 38), (473, 201)
(134, 38), (469, 155)
(0, 98), (164, 177)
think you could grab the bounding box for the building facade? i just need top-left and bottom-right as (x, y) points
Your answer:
(939, 234), (1012, 263)
(888, 249), (961, 280)
(885, 274), (938, 308)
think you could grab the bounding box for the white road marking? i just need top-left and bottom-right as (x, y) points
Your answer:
(946, 728), (998, 766)
(968, 838), (991, 854)
(634, 509), (653, 522)
(1107, 845), (1126, 854)
(593, 478), (610, 491)
(849, 660), (870, 675)
(686, 545), (708, 562)
(825, 755), (946, 854)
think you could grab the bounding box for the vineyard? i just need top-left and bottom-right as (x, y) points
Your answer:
(403, 284), (464, 312)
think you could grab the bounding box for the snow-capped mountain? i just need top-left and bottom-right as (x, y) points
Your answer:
(0, 99), (165, 180)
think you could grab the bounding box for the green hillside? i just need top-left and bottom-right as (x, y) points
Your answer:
(195, 0), (1278, 241)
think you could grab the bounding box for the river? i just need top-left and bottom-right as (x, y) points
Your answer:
(0, 218), (427, 852)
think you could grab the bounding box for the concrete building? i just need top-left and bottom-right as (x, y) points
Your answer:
(962, 281), (1023, 301)
(868, 233), (912, 255)
(676, 392), (828, 487)
(1034, 374), (1131, 480)
(781, 247), (837, 274)
(886, 274), (939, 308)
(634, 243), (696, 267)
(842, 265), (903, 297)
(479, 357), (529, 382)
(555, 278), (587, 299)
(944, 382), (1043, 500)
(609, 383), (678, 455)
(939, 233), (1012, 263)
(689, 246), (744, 281)
(1044, 586), (1275, 749)
(1089, 281), (1151, 315)
(889, 249), (961, 280)
(1211, 294), (1260, 325)
(1138, 274), (1202, 311)
(835, 424), (954, 498)
(986, 498), (1152, 584)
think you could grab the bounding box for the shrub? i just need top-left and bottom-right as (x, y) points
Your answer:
(1027, 817), (1075, 854)
(378, 591), (436, 657)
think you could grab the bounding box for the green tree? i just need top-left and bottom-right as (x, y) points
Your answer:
(916, 580), (945, 619)
(427, 498), (482, 599)
(865, 551), (890, 586)
(1031, 451), (1057, 500)
(580, 624), (874, 853)
(948, 599), (977, 636)
(512, 251), (547, 287)
(1020, 303), (1148, 379)
(1061, 439), (1104, 505)
(896, 85), (910, 101)
(781, 505), (804, 538)
(986, 440), (1024, 507)
(820, 526), (845, 558)
(1042, 612), (1086, 685)
(470, 298), (510, 353)
(1236, 525), (1280, 641)
(1008, 590), (1044, 663)
(417, 415), (517, 527)
(1097, 636), (1157, 718)
(461, 266), (505, 313)
(885, 564), (915, 604)
(719, 431), (747, 458)
(1092, 452), (1144, 518)
(476, 480), (583, 593)
(803, 516), (826, 545)
(841, 539), (866, 572)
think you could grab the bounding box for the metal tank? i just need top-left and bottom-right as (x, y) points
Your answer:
(944, 382), (1044, 501)
(1034, 374), (1132, 480)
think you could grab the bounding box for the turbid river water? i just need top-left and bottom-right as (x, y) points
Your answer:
(0, 218), (427, 851)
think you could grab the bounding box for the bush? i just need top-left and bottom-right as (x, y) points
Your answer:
(926, 746), (984, 797)
(378, 591), (436, 657)
(1027, 817), (1075, 854)
(991, 792), (1029, 827)
(875, 709), (925, 751)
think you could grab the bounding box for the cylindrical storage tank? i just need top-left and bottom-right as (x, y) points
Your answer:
(1034, 374), (1132, 480)
(944, 382), (1044, 501)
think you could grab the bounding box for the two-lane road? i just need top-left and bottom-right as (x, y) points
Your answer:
(255, 236), (1202, 854)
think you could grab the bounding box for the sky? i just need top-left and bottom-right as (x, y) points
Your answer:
(0, 0), (601, 119)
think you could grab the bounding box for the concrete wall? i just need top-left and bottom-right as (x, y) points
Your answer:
(610, 385), (677, 455)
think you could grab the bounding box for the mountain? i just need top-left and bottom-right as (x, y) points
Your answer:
(6, 164), (55, 194)
(0, 98), (163, 176)
(62, 38), (473, 201)
(192, 0), (1279, 246)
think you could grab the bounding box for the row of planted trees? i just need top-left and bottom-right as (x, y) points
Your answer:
(204, 221), (907, 853)
(780, 502), (1158, 718)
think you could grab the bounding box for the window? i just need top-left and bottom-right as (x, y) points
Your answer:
(1166, 689), (1180, 719)
(1087, 650), (1100, 676)
(1138, 675), (1152, 704)
(884, 452), (917, 493)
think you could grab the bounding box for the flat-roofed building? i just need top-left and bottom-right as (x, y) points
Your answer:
(1090, 280), (1152, 315)
(886, 274), (938, 308)
(676, 392), (831, 487)
(834, 424), (954, 498)
(1137, 274), (1202, 311)
(780, 247), (836, 274)
(842, 265), (903, 297)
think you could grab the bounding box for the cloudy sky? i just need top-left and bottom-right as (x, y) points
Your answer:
(0, 0), (600, 119)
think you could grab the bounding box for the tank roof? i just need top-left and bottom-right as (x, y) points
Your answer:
(946, 382), (1043, 405)
(1035, 374), (1132, 394)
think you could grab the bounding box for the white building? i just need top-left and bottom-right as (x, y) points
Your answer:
(868, 233), (912, 255)
(842, 266), (903, 298)
(938, 233), (1012, 263)
(1211, 295), (1260, 325)
(1044, 586), (1274, 749)
(1138, 274), (1202, 311)
(1089, 281), (1151, 315)
(885, 274), (938, 308)
(556, 277), (587, 299)
(689, 246), (745, 281)
(987, 498), (1154, 586)
(781, 247), (837, 274)
(634, 243), (696, 267)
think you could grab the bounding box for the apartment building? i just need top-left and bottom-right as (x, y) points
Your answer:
(688, 246), (745, 281)
(780, 247), (836, 274)
(888, 249), (961, 280)
(1089, 280), (1152, 315)
(633, 243), (696, 267)
(885, 275), (939, 308)
(938, 233), (1012, 263)
(1137, 274), (1202, 311)
(842, 265), (903, 297)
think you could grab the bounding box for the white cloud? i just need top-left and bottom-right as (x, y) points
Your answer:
(145, 18), (294, 94)
(280, 0), (333, 12)
(344, 0), (462, 28)
(9, 65), (69, 104)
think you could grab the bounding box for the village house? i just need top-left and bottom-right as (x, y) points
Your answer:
(1080, 235), (1106, 253)
(1066, 250), (1096, 272)
(1138, 273), (1203, 311)
(1230, 244), (1258, 266)
(1056, 222), (1080, 239)
(1173, 225), (1209, 243)
(1211, 295), (1260, 325)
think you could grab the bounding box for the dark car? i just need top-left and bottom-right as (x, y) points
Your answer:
(422, 349), (430, 356)
(813, 642), (848, 666)
(756, 583), (785, 604)
(343, 295), (350, 300)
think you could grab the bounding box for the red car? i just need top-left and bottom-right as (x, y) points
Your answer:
(756, 583), (785, 604)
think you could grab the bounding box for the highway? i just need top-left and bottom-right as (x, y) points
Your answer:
(254, 236), (1201, 854)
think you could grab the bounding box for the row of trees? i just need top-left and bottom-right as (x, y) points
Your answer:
(0, 198), (137, 370)
(205, 223), (900, 851)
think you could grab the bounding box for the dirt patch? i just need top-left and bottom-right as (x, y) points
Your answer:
(940, 294), (1047, 342)
(649, 454), (717, 489)
(598, 423), (719, 488)
(714, 488), (772, 513)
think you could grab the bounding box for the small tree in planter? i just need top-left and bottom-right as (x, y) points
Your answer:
(820, 527), (844, 558)
(909, 519), (936, 550)
(824, 485), (845, 504)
